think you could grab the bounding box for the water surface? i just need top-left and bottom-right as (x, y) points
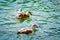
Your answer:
(0, 0), (60, 40)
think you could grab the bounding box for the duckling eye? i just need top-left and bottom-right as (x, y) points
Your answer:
(20, 9), (22, 11)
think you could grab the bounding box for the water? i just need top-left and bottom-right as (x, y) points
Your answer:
(0, 0), (60, 40)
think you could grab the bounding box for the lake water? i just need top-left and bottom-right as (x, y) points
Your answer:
(0, 0), (60, 40)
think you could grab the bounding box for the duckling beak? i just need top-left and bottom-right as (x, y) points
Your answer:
(28, 11), (32, 15)
(17, 32), (20, 34)
(36, 26), (38, 28)
(30, 13), (32, 15)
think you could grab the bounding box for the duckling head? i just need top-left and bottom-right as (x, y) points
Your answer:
(32, 24), (37, 30)
(17, 8), (22, 14)
(26, 11), (32, 15)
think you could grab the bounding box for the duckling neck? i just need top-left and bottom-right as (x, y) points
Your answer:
(32, 26), (35, 30)
(26, 12), (30, 15)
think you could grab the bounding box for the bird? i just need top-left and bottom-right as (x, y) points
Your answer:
(17, 8), (24, 14)
(17, 24), (37, 34)
(16, 9), (32, 19)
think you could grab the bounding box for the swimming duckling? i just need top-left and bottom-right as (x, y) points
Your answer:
(16, 11), (32, 19)
(17, 24), (37, 34)
(17, 8), (24, 14)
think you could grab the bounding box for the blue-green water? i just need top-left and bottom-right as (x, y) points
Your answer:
(0, 0), (60, 40)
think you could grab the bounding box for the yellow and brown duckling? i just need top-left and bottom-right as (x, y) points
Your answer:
(17, 24), (37, 34)
(16, 9), (32, 19)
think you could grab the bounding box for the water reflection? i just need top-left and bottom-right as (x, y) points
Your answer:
(17, 17), (32, 23)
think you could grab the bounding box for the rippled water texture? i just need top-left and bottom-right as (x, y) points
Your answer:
(0, 0), (60, 40)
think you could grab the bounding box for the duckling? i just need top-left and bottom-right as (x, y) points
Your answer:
(16, 11), (32, 19)
(17, 24), (37, 34)
(17, 8), (24, 14)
